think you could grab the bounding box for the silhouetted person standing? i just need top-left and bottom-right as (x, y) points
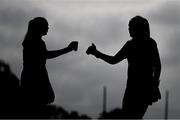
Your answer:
(21, 17), (78, 118)
(86, 16), (161, 119)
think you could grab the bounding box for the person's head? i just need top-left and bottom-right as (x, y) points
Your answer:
(27, 17), (49, 37)
(128, 16), (150, 39)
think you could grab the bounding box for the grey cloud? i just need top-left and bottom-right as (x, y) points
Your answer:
(149, 1), (180, 26)
(162, 31), (180, 66)
(0, 8), (31, 28)
(0, 0), (46, 28)
(54, 13), (126, 48)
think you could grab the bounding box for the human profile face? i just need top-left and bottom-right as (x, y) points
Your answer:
(128, 26), (135, 38)
(128, 16), (150, 39)
(28, 17), (49, 37)
(41, 23), (49, 36)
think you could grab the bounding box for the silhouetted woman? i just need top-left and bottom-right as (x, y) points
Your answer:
(86, 16), (161, 119)
(21, 17), (78, 117)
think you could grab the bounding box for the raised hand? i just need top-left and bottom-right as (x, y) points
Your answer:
(86, 43), (96, 55)
(68, 41), (78, 51)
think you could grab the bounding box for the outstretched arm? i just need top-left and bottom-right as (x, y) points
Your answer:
(47, 41), (78, 59)
(86, 43), (127, 64)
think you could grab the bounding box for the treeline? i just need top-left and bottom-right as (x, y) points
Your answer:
(0, 60), (92, 119)
(0, 60), (125, 119)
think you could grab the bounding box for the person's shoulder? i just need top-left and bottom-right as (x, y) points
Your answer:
(149, 38), (157, 46)
(149, 38), (156, 43)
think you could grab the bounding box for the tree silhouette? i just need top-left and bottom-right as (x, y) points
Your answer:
(0, 60), (20, 118)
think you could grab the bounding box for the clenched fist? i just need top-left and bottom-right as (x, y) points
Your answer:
(68, 41), (78, 51)
(86, 43), (96, 55)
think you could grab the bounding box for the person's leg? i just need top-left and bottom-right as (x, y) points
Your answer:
(122, 100), (149, 119)
(136, 104), (148, 119)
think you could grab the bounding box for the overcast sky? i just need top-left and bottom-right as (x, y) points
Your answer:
(0, 0), (180, 118)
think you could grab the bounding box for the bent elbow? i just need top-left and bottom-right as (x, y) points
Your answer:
(108, 59), (120, 65)
(109, 62), (116, 65)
